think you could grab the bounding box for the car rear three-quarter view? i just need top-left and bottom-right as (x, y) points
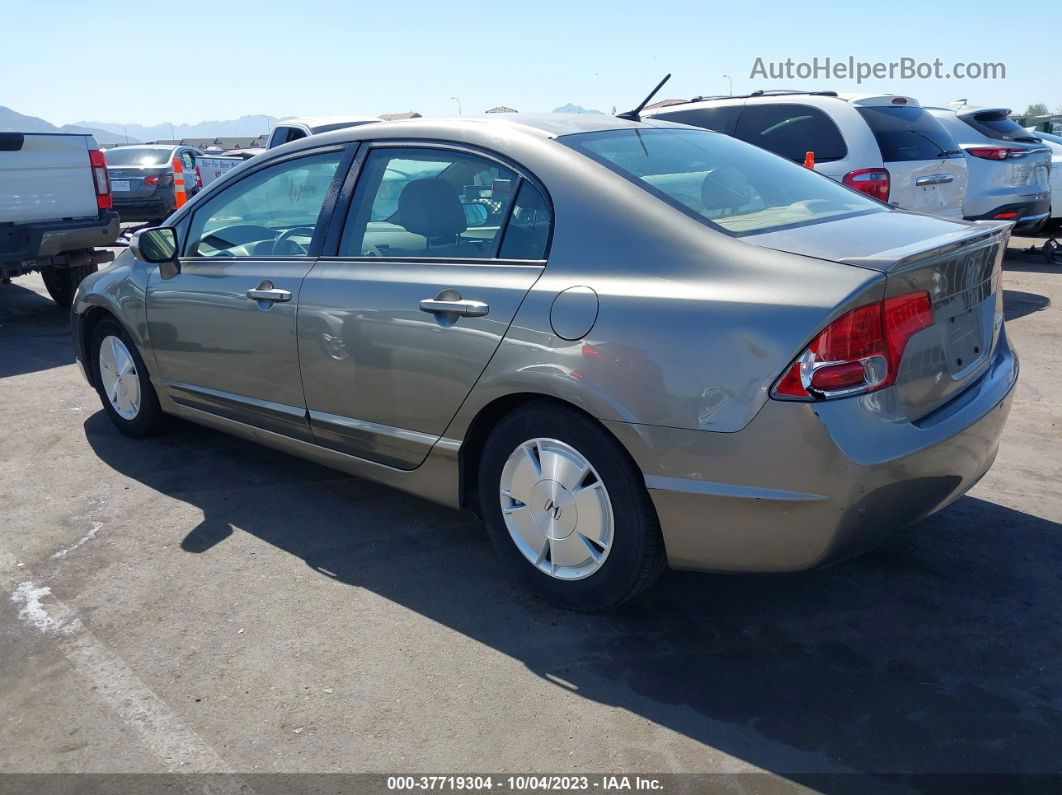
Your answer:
(72, 116), (1018, 610)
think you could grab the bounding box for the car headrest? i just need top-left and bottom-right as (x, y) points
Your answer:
(398, 178), (467, 238)
(701, 167), (754, 212)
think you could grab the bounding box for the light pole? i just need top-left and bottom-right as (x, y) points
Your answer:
(450, 96), (462, 116)
(723, 74), (733, 96)
(168, 122), (175, 142)
(122, 126), (129, 143)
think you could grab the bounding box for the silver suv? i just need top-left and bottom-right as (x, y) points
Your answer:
(927, 105), (1052, 233)
(643, 91), (968, 219)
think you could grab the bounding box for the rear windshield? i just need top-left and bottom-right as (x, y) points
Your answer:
(104, 147), (172, 166)
(857, 106), (963, 161)
(961, 110), (1041, 143)
(562, 127), (885, 236)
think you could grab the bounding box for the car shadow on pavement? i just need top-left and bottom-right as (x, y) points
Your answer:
(0, 280), (73, 378)
(1002, 290), (1051, 321)
(84, 411), (1062, 780)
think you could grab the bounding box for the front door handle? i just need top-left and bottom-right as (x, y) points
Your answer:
(419, 298), (489, 317)
(246, 281), (292, 303)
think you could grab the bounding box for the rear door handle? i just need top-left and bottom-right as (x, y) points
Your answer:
(916, 174), (954, 186)
(419, 298), (489, 317)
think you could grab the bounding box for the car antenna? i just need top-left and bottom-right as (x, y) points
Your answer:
(617, 74), (672, 122)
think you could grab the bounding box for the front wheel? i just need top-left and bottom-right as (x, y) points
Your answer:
(479, 403), (666, 611)
(91, 318), (170, 437)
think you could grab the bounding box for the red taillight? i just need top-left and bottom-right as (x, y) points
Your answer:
(143, 175), (160, 186)
(843, 168), (890, 202)
(194, 166), (203, 188)
(88, 149), (111, 210)
(966, 147), (1028, 161)
(772, 292), (934, 400)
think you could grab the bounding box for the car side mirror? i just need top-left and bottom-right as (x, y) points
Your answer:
(130, 226), (181, 279)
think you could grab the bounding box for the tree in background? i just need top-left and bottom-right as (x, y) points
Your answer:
(1025, 103), (1049, 117)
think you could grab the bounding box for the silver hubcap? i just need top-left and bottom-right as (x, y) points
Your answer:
(98, 335), (141, 421)
(499, 438), (613, 580)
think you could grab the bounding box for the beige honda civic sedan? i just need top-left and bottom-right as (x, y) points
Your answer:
(73, 114), (1017, 609)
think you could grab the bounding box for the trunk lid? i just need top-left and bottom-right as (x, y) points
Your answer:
(746, 211), (1011, 419)
(107, 165), (169, 200)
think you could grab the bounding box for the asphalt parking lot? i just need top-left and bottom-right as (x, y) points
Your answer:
(1, 235), (1060, 784)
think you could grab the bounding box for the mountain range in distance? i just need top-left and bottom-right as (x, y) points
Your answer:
(1, 103), (605, 144)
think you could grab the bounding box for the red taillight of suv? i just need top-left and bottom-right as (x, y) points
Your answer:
(772, 292), (934, 400)
(843, 168), (890, 202)
(88, 149), (111, 210)
(966, 147), (1029, 161)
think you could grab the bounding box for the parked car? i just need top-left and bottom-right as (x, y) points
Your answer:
(266, 116), (379, 149)
(1025, 130), (1062, 225)
(73, 116), (1016, 609)
(927, 105), (1052, 233)
(0, 131), (118, 305)
(104, 145), (202, 223)
(643, 91), (968, 219)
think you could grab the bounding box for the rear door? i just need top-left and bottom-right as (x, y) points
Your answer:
(855, 103), (967, 218)
(146, 146), (348, 440)
(298, 143), (552, 468)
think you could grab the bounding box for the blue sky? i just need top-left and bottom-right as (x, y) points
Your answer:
(4, 0), (1058, 126)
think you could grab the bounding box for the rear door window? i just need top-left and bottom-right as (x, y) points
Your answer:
(857, 106), (963, 161)
(733, 103), (847, 163)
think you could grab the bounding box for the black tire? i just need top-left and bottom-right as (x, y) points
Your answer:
(90, 317), (171, 438)
(478, 402), (666, 611)
(41, 263), (97, 308)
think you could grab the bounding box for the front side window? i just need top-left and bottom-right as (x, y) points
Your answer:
(733, 103), (848, 163)
(340, 148), (519, 259)
(186, 150), (343, 257)
(564, 127), (884, 235)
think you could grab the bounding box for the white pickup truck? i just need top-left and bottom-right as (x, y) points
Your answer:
(0, 132), (120, 306)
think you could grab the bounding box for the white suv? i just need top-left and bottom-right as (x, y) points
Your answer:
(643, 91), (968, 219)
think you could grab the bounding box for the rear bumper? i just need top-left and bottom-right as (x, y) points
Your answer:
(966, 198), (1051, 231)
(0, 212), (120, 275)
(607, 332), (1018, 572)
(112, 195), (173, 222)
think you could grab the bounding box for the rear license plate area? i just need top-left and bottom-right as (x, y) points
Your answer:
(944, 307), (983, 372)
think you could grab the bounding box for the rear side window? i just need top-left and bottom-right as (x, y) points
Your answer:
(857, 106), (962, 161)
(269, 126), (307, 148)
(961, 110), (1041, 143)
(499, 181), (552, 259)
(733, 103), (847, 163)
(652, 105), (741, 134)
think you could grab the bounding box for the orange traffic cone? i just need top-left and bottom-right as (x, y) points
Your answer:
(173, 155), (188, 208)
(803, 151), (815, 169)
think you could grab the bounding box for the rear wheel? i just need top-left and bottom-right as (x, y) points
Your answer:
(91, 317), (170, 437)
(41, 263), (98, 308)
(479, 403), (666, 611)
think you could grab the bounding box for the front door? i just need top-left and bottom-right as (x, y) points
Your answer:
(146, 147), (346, 440)
(298, 144), (553, 468)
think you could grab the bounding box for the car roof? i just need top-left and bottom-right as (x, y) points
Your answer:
(279, 115), (380, 128)
(291, 113), (686, 150)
